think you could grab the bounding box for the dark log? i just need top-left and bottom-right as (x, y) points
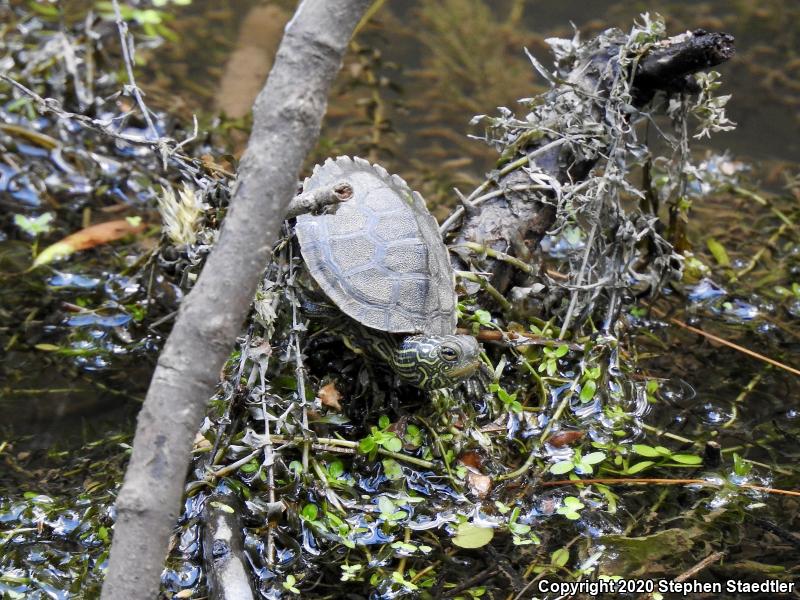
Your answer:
(633, 30), (736, 102)
(451, 29), (735, 297)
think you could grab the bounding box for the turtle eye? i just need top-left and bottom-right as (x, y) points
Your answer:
(440, 345), (460, 362)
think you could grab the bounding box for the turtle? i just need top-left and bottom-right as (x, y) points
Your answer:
(286, 156), (481, 390)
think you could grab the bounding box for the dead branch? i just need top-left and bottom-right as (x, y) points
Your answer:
(99, 1), (371, 598)
(203, 492), (257, 600)
(449, 28), (735, 298)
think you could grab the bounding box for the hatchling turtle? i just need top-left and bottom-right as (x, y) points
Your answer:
(286, 156), (481, 390)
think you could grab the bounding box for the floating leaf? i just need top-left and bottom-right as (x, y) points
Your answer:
(579, 380), (597, 402)
(14, 213), (54, 236)
(377, 496), (395, 516)
(706, 237), (730, 267)
(209, 501), (234, 514)
(554, 344), (569, 358)
(239, 460), (258, 473)
(34, 343), (62, 352)
(632, 444), (661, 457)
(301, 504), (318, 521)
(551, 547), (570, 567)
(549, 460), (574, 475)
(546, 430), (584, 448)
(452, 523), (494, 549)
(382, 458), (403, 480)
(626, 460), (654, 474)
(670, 454), (703, 465)
(33, 219), (145, 268)
(557, 496), (585, 520)
(383, 436), (403, 453)
(582, 451), (606, 465)
(327, 460), (344, 478)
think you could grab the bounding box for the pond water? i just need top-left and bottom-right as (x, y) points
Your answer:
(1, 0), (799, 598)
(163, 0), (799, 171)
(5, 0), (795, 438)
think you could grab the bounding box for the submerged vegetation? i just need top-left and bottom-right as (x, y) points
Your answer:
(1, 1), (799, 599)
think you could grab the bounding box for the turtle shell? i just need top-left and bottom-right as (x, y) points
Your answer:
(294, 156), (457, 335)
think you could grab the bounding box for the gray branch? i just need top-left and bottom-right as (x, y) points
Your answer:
(203, 492), (257, 600)
(99, 1), (371, 598)
(450, 29), (735, 296)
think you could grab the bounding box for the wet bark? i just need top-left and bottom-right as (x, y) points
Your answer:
(203, 492), (256, 600)
(99, 1), (371, 599)
(451, 29), (735, 295)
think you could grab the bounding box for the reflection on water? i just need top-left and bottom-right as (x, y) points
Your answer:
(162, 0), (800, 178)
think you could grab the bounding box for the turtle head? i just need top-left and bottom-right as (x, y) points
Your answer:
(394, 334), (482, 390)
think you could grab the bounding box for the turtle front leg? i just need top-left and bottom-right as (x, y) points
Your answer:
(285, 181), (353, 219)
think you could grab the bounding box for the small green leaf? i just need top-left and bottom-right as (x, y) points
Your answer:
(328, 460), (344, 478)
(382, 435), (402, 453)
(239, 460), (258, 473)
(551, 547), (570, 567)
(32, 241), (73, 267)
(670, 454), (703, 465)
(301, 504), (318, 521)
(14, 212), (54, 236)
(706, 237), (730, 266)
(382, 458), (403, 480)
(632, 444), (660, 457)
(579, 380), (597, 403)
(209, 501), (234, 514)
(546, 359), (557, 377)
(34, 343), (62, 352)
(549, 461), (574, 475)
(509, 522), (531, 535)
(732, 453), (752, 477)
(626, 460), (654, 474)
(452, 523), (494, 549)
(474, 309), (492, 325)
(582, 451), (606, 465)
(377, 496), (395, 516)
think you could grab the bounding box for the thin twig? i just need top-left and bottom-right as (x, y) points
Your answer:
(540, 477), (800, 497)
(451, 242), (534, 274)
(111, 0), (157, 139)
(673, 551), (726, 583)
(665, 313), (800, 377)
(439, 138), (567, 235)
(208, 435), (436, 478)
(558, 212), (598, 338)
(456, 270), (512, 311)
(0, 74), (199, 171)
(463, 327), (582, 351)
(287, 247), (311, 472)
